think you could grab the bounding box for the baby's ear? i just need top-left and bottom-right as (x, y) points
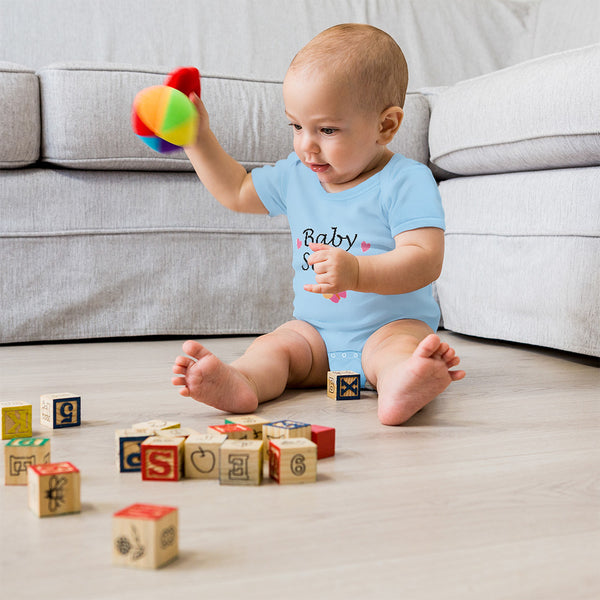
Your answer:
(378, 106), (403, 144)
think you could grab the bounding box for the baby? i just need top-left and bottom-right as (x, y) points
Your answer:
(171, 23), (465, 425)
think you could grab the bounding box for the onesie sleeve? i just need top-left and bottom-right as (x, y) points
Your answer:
(385, 159), (445, 237)
(250, 153), (295, 217)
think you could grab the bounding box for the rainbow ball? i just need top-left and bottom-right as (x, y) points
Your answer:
(132, 85), (198, 153)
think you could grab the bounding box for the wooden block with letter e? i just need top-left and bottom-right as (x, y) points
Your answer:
(115, 428), (153, 473)
(327, 370), (361, 400)
(4, 437), (51, 485)
(28, 461), (81, 517)
(184, 433), (227, 479)
(219, 439), (263, 486)
(224, 414), (270, 440)
(311, 425), (336, 459)
(40, 393), (81, 429)
(207, 423), (252, 440)
(141, 436), (185, 481)
(1, 401), (32, 440)
(112, 503), (178, 569)
(269, 438), (317, 484)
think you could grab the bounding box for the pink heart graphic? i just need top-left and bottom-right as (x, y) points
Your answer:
(361, 241), (371, 252)
(338, 291), (347, 299)
(296, 238), (302, 249)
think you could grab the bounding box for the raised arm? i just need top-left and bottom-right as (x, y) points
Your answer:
(185, 93), (267, 215)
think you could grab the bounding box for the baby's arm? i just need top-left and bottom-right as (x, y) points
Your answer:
(305, 227), (444, 295)
(185, 94), (267, 214)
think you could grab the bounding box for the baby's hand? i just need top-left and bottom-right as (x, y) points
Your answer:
(304, 243), (359, 295)
(187, 92), (210, 142)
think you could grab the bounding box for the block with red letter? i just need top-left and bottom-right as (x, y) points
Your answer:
(311, 425), (336, 459)
(1, 401), (32, 440)
(269, 438), (317, 485)
(207, 423), (253, 440)
(40, 393), (81, 429)
(141, 436), (185, 481)
(219, 439), (263, 486)
(112, 503), (178, 569)
(224, 415), (270, 440)
(184, 433), (227, 479)
(28, 461), (81, 517)
(4, 437), (51, 485)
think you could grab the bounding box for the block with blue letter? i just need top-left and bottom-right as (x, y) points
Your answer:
(327, 370), (361, 400)
(115, 428), (154, 473)
(40, 393), (81, 429)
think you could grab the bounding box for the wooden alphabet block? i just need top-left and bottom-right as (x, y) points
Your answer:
(131, 419), (180, 433)
(224, 415), (270, 440)
(115, 428), (153, 473)
(1, 401), (32, 440)
(311, 425), (336, 459)
(156, 427), (199, 439)
(28, 461), (81, 517)
(141, 436), (185, 481)
(327, 370), (361, 400)
(269, 438), (317, 484)
(40, 393), (81, 429)
(184, 433), (227, 479)
(113, 503), (178, 569)
(4, 437), (51, 485)
(262, 420), (312, 459)
(207, 423), (252, 440)
(219, 439), (263, 486)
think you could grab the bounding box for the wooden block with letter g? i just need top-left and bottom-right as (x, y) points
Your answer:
(269, 438), (317, 484)
(141, 436), (185, 481)
(28, 461), (81, 517)
(1, 401), (32, 440)
(115, 428), (153, 473)
(112, 503), (178, 569)
(219, 439), (263, 486)
(327, 370), (361, 400)
(4, 437), (51, 485)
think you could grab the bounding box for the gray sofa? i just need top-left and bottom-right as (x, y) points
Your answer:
(1, 0), (598, 357)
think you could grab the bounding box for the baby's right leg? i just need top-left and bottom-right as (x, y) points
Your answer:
(171, 321), (328, 414)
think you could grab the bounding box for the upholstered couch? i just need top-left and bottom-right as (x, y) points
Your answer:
(1, 0), (598, 357)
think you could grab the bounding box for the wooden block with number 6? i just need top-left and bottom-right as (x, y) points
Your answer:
(269, 438), (317, 485)
(113, 503), (178, 569)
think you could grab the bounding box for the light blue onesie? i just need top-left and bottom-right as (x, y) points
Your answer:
(252, 152), (445, 387)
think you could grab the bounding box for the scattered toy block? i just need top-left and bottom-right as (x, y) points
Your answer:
(327, 370), (361, 400)
(1, 401), (33, 440)
(262, 420), (311, 459)
(311, 425), (336, 459)
(40, 393), (81, 429)
(157, 427), (199, 439)
(112, 503), (178, 569)
(132, 419), (180, 433)
(184, 433), (227, 479)
(269, 438), (317, 484)
(115, 428), (154, 473)
(207, 423), (252, 440)
(141, 436), (185, 481)
(28, 461), (81, 517)
(4, 437), (51, 485)
(219, 439), (263, 486)
(224, 415), (270, 440)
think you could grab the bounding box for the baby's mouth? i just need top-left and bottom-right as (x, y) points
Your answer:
(309, 163), (330, 173)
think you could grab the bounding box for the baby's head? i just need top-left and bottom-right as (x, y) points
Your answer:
(288, 23), (408, 115)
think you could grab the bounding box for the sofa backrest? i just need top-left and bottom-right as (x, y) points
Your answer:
(3, 0), (596, 90)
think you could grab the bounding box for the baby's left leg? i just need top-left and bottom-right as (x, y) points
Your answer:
(362, 319), (465, 425)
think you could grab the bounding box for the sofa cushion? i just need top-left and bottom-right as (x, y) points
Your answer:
(0, 62), (40, 168)
(436, 166), (600, 356)
(38, 62), (431, 171)
(429, 44), (600, 176)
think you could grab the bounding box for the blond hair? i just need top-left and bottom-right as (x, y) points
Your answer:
(289, 24), (408, 112)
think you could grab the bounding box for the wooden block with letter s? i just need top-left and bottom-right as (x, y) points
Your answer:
(112, 503), (178, 569)
(141, 436), (185, 481)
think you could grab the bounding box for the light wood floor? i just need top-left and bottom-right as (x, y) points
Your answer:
(1, 332), (598, 599)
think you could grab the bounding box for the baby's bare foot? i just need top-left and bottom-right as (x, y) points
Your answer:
(171, 340), (258, 413)
(377, 334), (465, 425)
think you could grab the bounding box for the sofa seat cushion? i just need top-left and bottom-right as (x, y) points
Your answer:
(38, 62), (431, 171)
(429, 44), (600, 176)
(436, 167), (600, 356)
(0, 62), (40, 168)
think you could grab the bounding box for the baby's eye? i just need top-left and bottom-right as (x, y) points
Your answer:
(288, 123), (302, 131)
(320, 127), (337, 135)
